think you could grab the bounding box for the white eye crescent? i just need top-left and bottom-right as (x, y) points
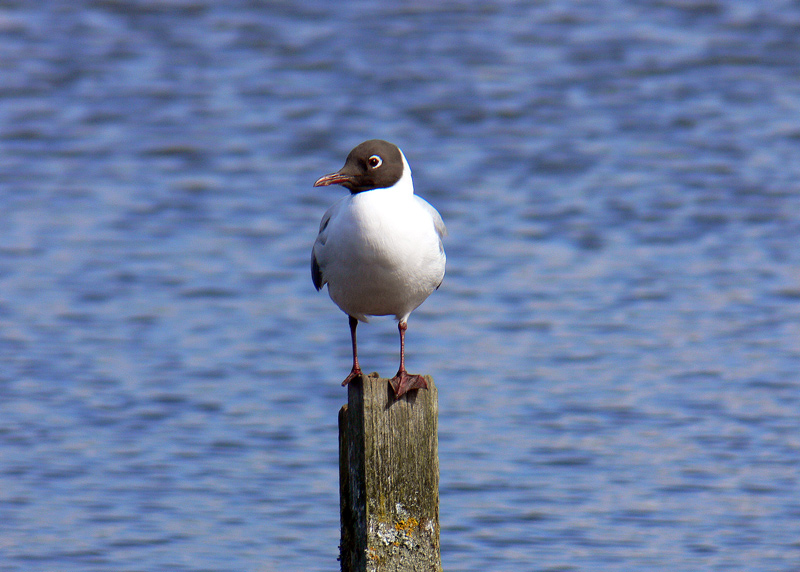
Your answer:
(368, 155), (382, 168)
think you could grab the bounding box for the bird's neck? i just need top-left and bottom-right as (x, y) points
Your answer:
(388, 169), (415, 196)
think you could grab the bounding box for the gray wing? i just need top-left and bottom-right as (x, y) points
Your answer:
(415, 195), (447, 248)
(415, 196), (447, 289)
(311, 199), (342, 291)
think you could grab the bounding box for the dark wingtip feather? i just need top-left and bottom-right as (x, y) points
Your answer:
(311, 253), (323, 291)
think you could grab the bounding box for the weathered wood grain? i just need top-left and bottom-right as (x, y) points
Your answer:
(339, 373), (441, 572)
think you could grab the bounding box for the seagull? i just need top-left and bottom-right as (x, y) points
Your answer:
(311, 140), (446, 397)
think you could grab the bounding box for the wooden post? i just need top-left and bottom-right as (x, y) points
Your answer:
(338, 372), (441, 572)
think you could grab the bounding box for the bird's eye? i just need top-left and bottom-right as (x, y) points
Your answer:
(368, 155), (382, 168)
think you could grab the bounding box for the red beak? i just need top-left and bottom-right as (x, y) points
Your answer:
(314, 172), (352, 187)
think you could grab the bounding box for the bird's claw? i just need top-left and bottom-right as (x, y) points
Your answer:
(389, 371), (427, 398)
(342, 368), (363, 386)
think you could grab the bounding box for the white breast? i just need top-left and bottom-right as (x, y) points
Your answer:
(314, 169), (446, 322)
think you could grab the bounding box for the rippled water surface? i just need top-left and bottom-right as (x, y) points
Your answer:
(2, 1), (800, 571)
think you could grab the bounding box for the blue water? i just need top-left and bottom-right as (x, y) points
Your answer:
(2, 1), (800, 571)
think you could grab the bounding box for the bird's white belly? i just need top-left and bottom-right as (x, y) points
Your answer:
(322, 194), (444, 321)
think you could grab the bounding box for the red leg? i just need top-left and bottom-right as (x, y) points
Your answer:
(389, 320), (428, 397)
(342, 315), (362, 386)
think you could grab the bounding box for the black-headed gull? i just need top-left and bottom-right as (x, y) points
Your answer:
(312, 140), (446, 397)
